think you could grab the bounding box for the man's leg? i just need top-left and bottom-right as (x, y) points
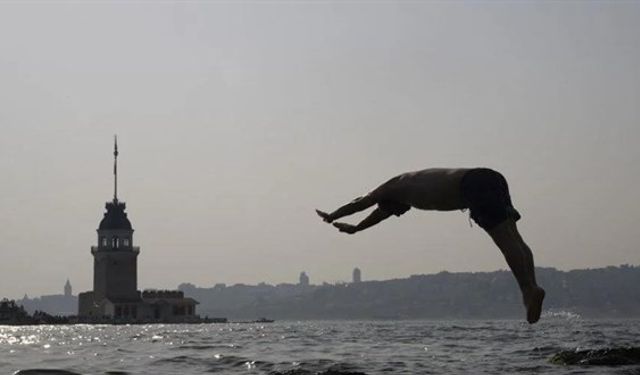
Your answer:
(512, 228), (538, 286)
(486, 219), (545, 323)
(316, 195), (376, 223)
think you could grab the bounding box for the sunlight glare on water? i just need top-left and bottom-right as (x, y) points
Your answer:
(1, 318), (639, 374)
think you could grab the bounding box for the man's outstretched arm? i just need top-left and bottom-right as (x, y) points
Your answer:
(333, 208), (392, 234)
(316, 195), (376, 223)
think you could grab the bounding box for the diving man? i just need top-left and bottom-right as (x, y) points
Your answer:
(316, 168), (545, 323)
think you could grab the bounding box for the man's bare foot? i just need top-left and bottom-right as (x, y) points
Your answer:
(315, 209), (333, 223)
(333, 222), (358, 234)
(523, 286), (545, 324)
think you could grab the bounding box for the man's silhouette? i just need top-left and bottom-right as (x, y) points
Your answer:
(316, 168), (545, 324)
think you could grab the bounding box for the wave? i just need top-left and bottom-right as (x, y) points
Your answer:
(175, 343), (242, 350)
(541, 310), (582, 320)
(269, 365), (368, 375)
(152, 354), (274, 372)
(151, 355), (368, 374)
(550, 347), (640, 366)
(152, 354), (250, 366)
(269, 371), (367, 375)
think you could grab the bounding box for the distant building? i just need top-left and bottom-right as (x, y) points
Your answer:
(299, 271), (309, 287)
(78, 138), (198, 322)
(64, 279), (72, 298)
(19, 280), (77, 316)
(352, 267), (361, 283)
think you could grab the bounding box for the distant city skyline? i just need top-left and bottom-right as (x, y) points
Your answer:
(1, 2), (640, 298)
(18, 264), (640, 319)
(18, 266), (367, 301)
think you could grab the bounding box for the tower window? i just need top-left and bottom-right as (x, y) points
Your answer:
(123, 238), (130, 247)
(101, 237), (107, 247)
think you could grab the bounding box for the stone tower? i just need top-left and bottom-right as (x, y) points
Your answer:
(352, 267), (361, 283)
(299, 271), (309, 287)
(90, 137), (140, 301)
(64, 279), (72, 297)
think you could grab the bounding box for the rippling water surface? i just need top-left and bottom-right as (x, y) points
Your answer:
(1, 315), (639, 374)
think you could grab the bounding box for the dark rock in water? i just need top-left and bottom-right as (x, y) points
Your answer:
(15, 370), (129, 375)
(550, 347), (640, 366)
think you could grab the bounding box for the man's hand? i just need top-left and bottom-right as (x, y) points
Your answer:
(315, 209), (333, 223)
(332, 222), (358, 234)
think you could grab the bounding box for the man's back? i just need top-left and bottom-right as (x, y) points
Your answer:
(370, 168), (472, 211)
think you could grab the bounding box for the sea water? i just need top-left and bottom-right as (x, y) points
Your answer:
(1, 314), (639, 374)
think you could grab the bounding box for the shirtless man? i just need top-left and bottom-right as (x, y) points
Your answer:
(316, 168), (545, 324)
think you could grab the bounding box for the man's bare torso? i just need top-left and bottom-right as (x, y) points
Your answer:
(369, 168), (472, 211)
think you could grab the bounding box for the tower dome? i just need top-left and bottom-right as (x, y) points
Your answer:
(99, 200), (132, 230)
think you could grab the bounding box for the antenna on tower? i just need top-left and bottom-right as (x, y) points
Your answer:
(113, 135), (119, 202)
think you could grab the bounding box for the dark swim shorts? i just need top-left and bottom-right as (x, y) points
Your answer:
(460, 168), (521, 230)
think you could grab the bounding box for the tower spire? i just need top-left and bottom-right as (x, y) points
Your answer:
(113, 135), (119, 202)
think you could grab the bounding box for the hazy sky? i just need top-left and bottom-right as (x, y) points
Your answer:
(1, 1), (639, 299)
